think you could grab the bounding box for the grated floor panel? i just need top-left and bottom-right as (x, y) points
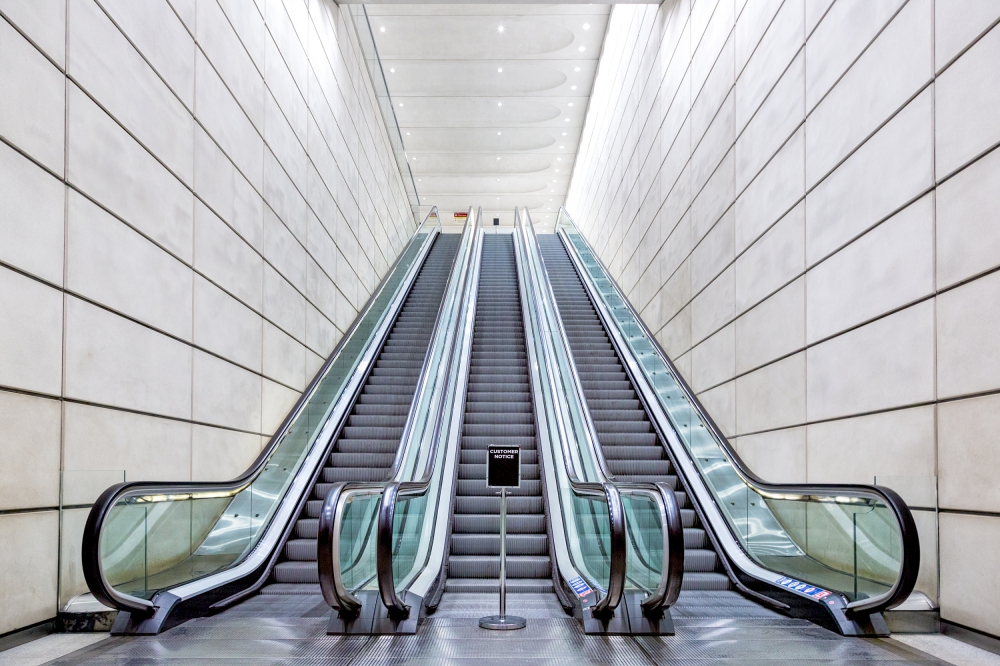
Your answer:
(43, 591), (952, 665)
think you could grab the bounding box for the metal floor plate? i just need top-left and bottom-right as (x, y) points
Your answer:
(43, 591), (952, 665)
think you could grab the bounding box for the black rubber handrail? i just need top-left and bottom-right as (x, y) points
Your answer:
(555, 210), (920, 618)
(82, 209), (444, 617)
(520, 207), (685, 618)
(318, 208), (480, 619)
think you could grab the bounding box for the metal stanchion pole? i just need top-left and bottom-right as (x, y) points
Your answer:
(479, 486), (525, 630)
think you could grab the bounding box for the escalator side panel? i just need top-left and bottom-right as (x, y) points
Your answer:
(537, 234), (729, 591)
(270, 234), (461, 587)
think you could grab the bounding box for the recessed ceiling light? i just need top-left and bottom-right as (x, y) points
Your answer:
(390, 68), (395, 73)
(498, 101), (502, 106)
(557, 158), (562, 161)
(583, 23), (590, 30)
(417, 179), (421, 181)
(406, 132), (410, 135)
(398, 102), (403, 107)
(564, 118), (570, 122)
(497, 67), (503, 73)
(555, 169), (560, 172)
(496, 179), (500, 181)
(562, 132), (567, 136)
(551, 190), (555, 192)
(578, 46), (585, 52)
(574, 67), (581, 72)
(559, 145), (564, 148)
(568, 102), (574, 107)
(571, 85), (577, 90)
(497, 157), (501, 160)
(498, 25), (505, 33)
(497, 131), (502, 135)
(380, 26), (385, 32)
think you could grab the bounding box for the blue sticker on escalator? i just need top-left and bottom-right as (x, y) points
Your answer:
(775, 577), (832, 600)
(567, 577), (592, 598)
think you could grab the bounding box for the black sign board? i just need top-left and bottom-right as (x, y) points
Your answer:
(487, 445), (520, 488)
(493, 217), (500, 226)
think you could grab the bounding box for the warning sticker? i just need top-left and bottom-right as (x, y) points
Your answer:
(775, 577), (833, 600)
(567, 577), (593, 598)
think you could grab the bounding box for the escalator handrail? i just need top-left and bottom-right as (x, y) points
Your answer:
(554, 209), (919, 617)
(82, 208), (443, 616)
(317, 208), (480, 617)
(514, 207), (628, 616)
(519, 207), (684, 617)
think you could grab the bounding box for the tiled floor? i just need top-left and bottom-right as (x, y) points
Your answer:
(26, 592), (967, 665)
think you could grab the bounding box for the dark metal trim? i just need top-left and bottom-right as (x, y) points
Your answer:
(81, 211), (442, 618)
(554, 213), (921, 619)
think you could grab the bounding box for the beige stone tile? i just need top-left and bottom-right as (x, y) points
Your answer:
(939, 393), (1000, 513)
(194, 126), (263, 252)
(68, 0), (193, 184)
(805, 0), (932, 187)
(191, 425), (261, 481)
(0, 511), (58, 635)
(807, 301), (935, 421)
(734, 0), (783, 77)
(63, 402), (191, 494)
(735, 277), (805, 374)
(735, 352), (806, 434)
(0, 0), (66, 66)
(193, 50), (263, 192)
(99, 0), (194, 109)
(734, 426), (806, 483)
(690, 149), (734, 244)
(57, 507), (90, 608)
(262, 321), (306, 390)
(735, 51), (804, 192)
(264, 264), (306, 344)
(735, 0), (803, 130)
(657, 304), (692, 360)
(935, 23), (1000, 179)
(196, 0), (264, 131)
(805, 194), (934, 343)
(937, 270), (1000, 398)
(690, 209), (734, 295)
(0, 391), (60, 511)
(807, 406), (936, 507)
(910, 509), (939, 603)
(735, 128), (804, 256)
(67, 84), (193, 262)
(193, 275), (262, 373)
(735, 201), (804, 314)
(939, 513), (1000, 637)
(691, 264), (734, 344)
(936, 145), (1000, 289)
(698, 380), (736, 438)
(805, 88), (933, 265)
(261, 378), (300, 436)
(194, 199), (263, 313)
(0, 267), (63, 395)
(64, 296), (193, 419)
(0, 18), (64, 173)
(0, 141), (64, 285)
(691, 323), (735, 392)
(935, 0), (1000, 70)
(192, 351), (262, 432)
(67, 191), (193, 340)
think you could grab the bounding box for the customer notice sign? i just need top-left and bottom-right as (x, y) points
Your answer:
(487, 445), (520, 488)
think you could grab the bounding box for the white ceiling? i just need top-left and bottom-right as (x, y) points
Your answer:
(367, 3), (612, 231)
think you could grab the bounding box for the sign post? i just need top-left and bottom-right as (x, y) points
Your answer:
(479, 445), (526, 631)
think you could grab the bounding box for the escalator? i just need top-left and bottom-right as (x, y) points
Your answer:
(80, 211), (466, 634)
(271, 234), (460, 589)
(537, 235), (728, 592)
(446, 234), (552, 595)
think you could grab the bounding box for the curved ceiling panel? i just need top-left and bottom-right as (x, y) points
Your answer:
(386, 61), (567, 96)
(413, 176), (549, 195)
(372, 16), (577, 59)
(405, 154), (553, 175)
(394, 97), (562, 127)
(405, 128), (556, 152)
